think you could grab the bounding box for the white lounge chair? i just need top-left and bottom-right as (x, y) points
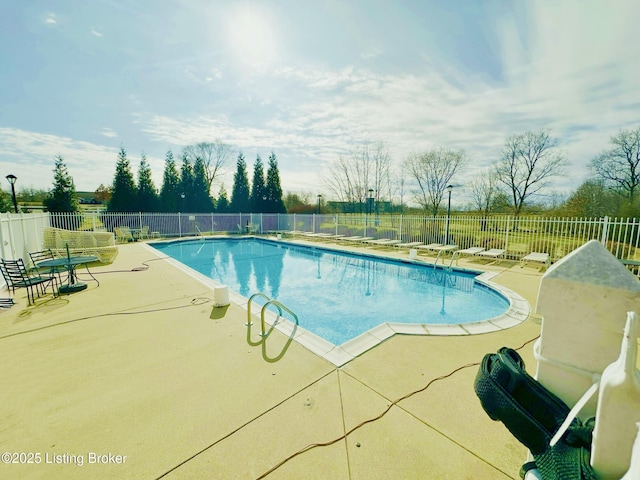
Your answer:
(521, 252), (550, 269)
(366, 239), (402, 249)
(416, 243), (444, 254)
(476, 248), (506, 264)
(394, 241), (424, 249)
(449, 247), (486, 266)
(339, 236), (364, 242)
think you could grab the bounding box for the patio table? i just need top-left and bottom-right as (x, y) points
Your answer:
(37, 255), (99, 294)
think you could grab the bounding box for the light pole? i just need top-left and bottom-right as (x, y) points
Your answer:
(6, 174), (18, 213)
(368, 188), (374, 224)
(317, 194), (322, 214)
(445, 184), (453, 245)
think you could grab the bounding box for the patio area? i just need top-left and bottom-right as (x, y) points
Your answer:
(0, 239), (545, 479)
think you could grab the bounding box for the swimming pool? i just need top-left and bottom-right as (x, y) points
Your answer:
(149, 238), (517, 348)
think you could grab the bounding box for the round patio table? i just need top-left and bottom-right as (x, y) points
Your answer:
(37, 255), (99, 294)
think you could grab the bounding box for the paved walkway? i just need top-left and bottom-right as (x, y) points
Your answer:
(0, 239), (544, 479)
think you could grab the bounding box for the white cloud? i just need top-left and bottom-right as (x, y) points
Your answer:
(0, 128), (164, 192)
(44, 14), (57, 25)
(99, 127), (117, 138)
(90, 28), (103, 37)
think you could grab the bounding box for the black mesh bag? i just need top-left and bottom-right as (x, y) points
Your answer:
(474, 347), (597, 480)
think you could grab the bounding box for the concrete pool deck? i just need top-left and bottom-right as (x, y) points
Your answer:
(0, 238), (544, 479)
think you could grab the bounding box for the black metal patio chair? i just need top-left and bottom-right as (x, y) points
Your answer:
(28, 249), (67, 283)
(0, 258), (59, 306)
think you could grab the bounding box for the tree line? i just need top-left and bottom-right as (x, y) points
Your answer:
(28, 142), (287, 214)
(2, 125), (638, 217)
(323, 125), (640, 218)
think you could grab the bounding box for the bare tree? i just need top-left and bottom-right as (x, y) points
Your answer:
(404, 148), (466, 215)
(590, 126), (640, 202)
(494, 130), (567, 217)
(323, 142), (393, 212)
(183, 140), (232, 194)
(390, 168), (408, 213)
(469, 169), (500, 215)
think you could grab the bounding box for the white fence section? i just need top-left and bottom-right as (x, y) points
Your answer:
(1, 212), (639, 288)
(0, 212), (50, 263)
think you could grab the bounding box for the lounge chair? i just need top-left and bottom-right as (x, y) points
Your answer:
(394, 241), (424, 249)
(365, 239), (401, 249)
(521, 252), (550, 269)
(621, 259), (640, 275)
(339, 236), (364, 242)
(476, 248), (506, 263)
(449, 247), (486, 266)
(0, 258), (59, 306)
(416, 243), (444, 255)
(42, 227), (118, 264)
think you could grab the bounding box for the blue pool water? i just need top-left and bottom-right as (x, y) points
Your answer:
(150, 238), (509, 346)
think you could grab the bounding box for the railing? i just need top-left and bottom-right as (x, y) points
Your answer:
(246, 292), (299, 363)
(1, 212), (639, 280)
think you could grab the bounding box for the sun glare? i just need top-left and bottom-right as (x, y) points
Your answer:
(226, 5), (279, 69)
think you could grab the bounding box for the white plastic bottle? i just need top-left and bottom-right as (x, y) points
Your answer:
(591, 311), (640, 479)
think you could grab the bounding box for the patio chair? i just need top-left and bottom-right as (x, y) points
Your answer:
(28, 249), (67, 283)
(365, 238), (401, 247)
(138, 226), (150, 240)
(416, 243), (444, 255)
(0, 258), (58, 306)
(521, 252), (551, 269)
(475, 248), (506, 264)
(114, 227), (132, 243)
(394, 241), (424, 249)
(449, 247), (486, 266)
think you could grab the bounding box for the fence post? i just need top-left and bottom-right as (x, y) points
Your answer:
(504, 216), (511, 251)
(601, 216), (609, 245)
(178, 212), (182, 238)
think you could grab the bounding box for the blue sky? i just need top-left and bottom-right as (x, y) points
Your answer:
(1, 0), (639, 205)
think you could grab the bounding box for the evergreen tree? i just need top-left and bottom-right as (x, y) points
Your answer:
(159, 150), (181, 212)
(108, 147), (138, 212)
(250, 154), (266, 212)
(216, 185), (230, 212)
(137, 153), (159, 212)
(229, 152), (251, 213)
(264, 152), (287, 213)
(0, 189), (12, 213)
(43, 155), (79, 212)
(179, 152), (194, 212)
(192, 157), (214, 212)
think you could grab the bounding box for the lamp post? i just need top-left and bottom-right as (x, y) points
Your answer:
(317, 194), (322, 214)
(368, 188), (374, 222)
(6, 174), (18, 213)
(445, 184), (453, 245)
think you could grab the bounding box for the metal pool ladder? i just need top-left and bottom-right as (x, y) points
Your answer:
(246, 292), (299, 341)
